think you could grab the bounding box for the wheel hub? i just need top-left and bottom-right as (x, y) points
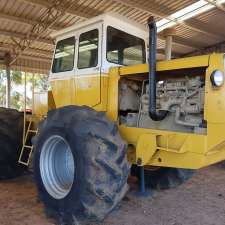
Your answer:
(40, 135), (75, 199)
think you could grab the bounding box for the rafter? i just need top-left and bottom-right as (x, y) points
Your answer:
(19, 54), (51, 63)
(0, 12), (62, 30)
(9, 0), (80, 65)
(0, 29), (53, 45)
(0, 12), (35, 26)
(172, 36), (204, 49)
(19, 0), (199, 49)
(157, 48), (182, 58)
(2, 0), (220, 59)
(0, 51), (51, 66)
(112, 0), (225, 39)
(158, 34), (201, 49)
(21, 0), (97, 19)
(185, 18), (225, 39)
(0, 42), (53, 57)
(205, 0), (225, 13)
(183, 40), (225, 57)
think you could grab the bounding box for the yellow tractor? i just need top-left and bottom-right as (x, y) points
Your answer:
(1, 12), (225, 223)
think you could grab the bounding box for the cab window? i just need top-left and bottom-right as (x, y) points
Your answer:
(107, 26), (146, 66)
(78, 29), (99, 69)
(52, 37), (75, 73)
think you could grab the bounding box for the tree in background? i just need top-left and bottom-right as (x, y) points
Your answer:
(0, 69), (49, 110)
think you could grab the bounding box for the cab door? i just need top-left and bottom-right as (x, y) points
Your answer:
(75, 23), (102, 107)
(50, 35), (77, 108)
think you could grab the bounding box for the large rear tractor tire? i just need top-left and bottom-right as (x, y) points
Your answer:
(33, 106), (130, 223)
(0, 107), (25, 179)
(131, 165), (194, 190)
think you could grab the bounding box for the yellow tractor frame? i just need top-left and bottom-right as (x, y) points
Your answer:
(32, 53), (225, 170)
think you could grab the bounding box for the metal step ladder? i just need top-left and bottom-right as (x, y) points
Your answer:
(18, 118), (38, 166)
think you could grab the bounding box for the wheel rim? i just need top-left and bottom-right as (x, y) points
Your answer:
(40, 135), (75, 199)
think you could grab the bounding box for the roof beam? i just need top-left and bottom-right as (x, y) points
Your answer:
(5, 0), (218, 51)
(172, 36), (204, 49)
(0, 11), (62, 30)
(0, 42), (53, 57)
(0, 29), (54, 45)
(19, 0), (198, 49)
(0, 50), (51, 65)
(0, 12), (36, 26)
(10, 0), (80, 65)
(183, 40), (225, 57)
(158, 34), (199, 49)
(185, 18), (225, 39)
(157, 48), (182, 58)
(19, 54), (51, 63)
(205, 0), (225, 13)
(20, 0), (97, 18)
(112, 0), (225, 39)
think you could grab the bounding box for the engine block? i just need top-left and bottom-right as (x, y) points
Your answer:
(119, 76), (206, 134)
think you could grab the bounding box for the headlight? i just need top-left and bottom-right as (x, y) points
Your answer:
(210, 70), (224, 87)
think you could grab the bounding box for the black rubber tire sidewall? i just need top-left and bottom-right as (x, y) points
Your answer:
(33, 106), (130, 222)
(0, 107), (25, 179)
(34, 126), (84, 216)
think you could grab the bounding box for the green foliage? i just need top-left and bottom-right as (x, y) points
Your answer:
(0, 70), (49, 111)
(11, 71), (22, 85)
(11, 91), (21, 110)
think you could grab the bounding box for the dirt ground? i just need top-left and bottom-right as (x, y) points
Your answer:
(0, 163), (224, 225)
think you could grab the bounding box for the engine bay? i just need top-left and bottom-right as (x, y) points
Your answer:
(119, 75), (207, 134)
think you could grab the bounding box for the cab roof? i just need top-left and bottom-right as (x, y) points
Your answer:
(51, 12), (148, 40)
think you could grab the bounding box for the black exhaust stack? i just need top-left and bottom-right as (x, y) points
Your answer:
(148, 16), (168, 121)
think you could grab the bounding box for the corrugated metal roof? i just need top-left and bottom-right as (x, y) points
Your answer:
(0, 0), (224, 74)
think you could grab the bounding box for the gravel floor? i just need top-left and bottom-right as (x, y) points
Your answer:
(0, 163), (224, 225)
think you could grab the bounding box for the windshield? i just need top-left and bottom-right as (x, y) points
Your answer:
(107, 26), (146, 66)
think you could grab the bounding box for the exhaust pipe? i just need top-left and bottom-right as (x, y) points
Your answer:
(148, 16), (168, 121)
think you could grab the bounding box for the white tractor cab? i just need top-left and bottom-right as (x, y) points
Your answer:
(50, 13), (148, 79)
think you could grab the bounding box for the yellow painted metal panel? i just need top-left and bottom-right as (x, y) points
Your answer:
(115, 54), (225, 169)
(119, 125), (225, 169)
(48, 91), (56, 111)
(136, 133), (157, 166)
(33, 92), (48, 116)
(119, 54), (210, 76)
(106, 68), (119, 121)
(50, 74), (108, 111)
(51, 78), (76, 108)
(75, 75), (101, 106)
(33, 91), (56, 116)
(35, 53), (225, 170)
(205, 54), (225, 123)
(119, 125), (206, 154)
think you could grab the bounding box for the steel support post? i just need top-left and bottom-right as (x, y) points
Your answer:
(5, 53), (11, 108)
(163, 28), (176, 60)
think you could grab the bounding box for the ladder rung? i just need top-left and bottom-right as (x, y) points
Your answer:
(24, 145), (33, 149)
(18, 117), (38, 166)
(18, 160), (29, 166)
(28, 130), (38, 133)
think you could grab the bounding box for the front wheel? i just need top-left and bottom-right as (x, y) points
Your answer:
(33, 106), (130, 223)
